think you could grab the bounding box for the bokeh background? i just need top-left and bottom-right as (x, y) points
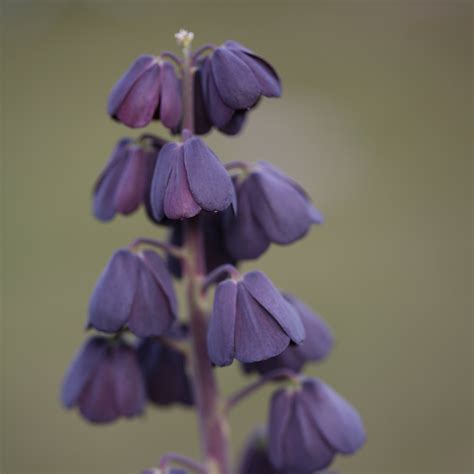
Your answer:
(2, 1), (472, 473)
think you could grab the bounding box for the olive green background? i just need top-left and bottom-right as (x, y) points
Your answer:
(1, 1), (472, 473)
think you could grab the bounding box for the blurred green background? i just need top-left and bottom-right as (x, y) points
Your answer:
(2, 1), (472, 473)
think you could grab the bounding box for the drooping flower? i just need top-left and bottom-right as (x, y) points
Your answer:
(61, 336), (146, 423)
(87, 248), (177, 337)
(268, 378), (366, 472)
(207, 271), (305, 366)
(242, 293), (333, 375)
(197, 41), (280, 131)
(138, 325), (193, 407)
(93, 135), (164, 222)
(108, 56), (182, 129)
(150, 136), (235, 221)
(224, 161), (323, 260)
(166, 212), (236, 279)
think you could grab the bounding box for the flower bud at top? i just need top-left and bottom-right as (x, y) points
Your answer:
(224, 161), (323, 260)
(87, 248), (177, 337)
(268, 378), (366, 472)
(108, 56), (182, 130)
(150, 136), (235, 221)
(242, 293), (333, 375)
(61, 336), (146, 423)
(207, 271), (305, 366)
(93, 136), (164, 222)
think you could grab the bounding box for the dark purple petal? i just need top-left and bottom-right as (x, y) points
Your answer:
(108, 55), (157, 118)
(203, 59), (234, 127)
(183, 137), (234, 212)
(77, 353), (119, 423)
(159, 61), (182, 129)
(164, 144), (201, 219)
(303, 379), (366, 454)
(251, 170), (313, 244)
(224, 178), (270, 260)
(211, 48), (261, 110)
(237, 428), (282, 474)
(87, 250), (140, 333)
(112, 344), (146, 417)
(127, 256), (176, 337)
(61, 337), (108, 408)
(207, 279), (237, 366)
(193, 64), (212, 135)
(114, 62), (161, 128)
(234, 283), (290, 362)
(242, 271), (305, 344)
(268, 388), (293, 469)
(150, 142), (178, 221)
(141, 250), (178, 317)
(218, 110), (247, 136)
(93, 139), (130, 221)
(113, 147), (149, 215)
(284, 294), (333, 361)
(241, 348), (306, 376)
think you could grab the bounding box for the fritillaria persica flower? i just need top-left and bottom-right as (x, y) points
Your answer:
(242, 293), (333, 375)
(224, 161), (323, 260)
(207, 271), (305, 366)
(61, 336), (146, 423)
(268, 378), (366, 472)
(88, 249), (177, 337)
(150, 135), (235, 220)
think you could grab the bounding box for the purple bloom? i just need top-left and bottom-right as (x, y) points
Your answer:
(138, 326), (193, 407)
(108, 56), (182, 129)
(207, 271), (305, 366)
(61, 336), (146, 423)
(224, 162), (323, 260)
(150, 136), (235, 221)
(88, 248), (177, 337)
(237, 428), (282, 474)
(142, 470), (186, 474)
(93, 136), (164, 222)
(268, 378), (366, 472)
(242, 294), (333, 375)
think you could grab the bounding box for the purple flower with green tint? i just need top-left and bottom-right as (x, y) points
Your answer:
(61, 336), (146, 423)
(93, 135), (164, 221)
(150, 136), (235, 221)
(108, 56), (182, 129)
(88, 248), (177, 337)
(224, 161), (323, 260)
(207, 271), (305, 366)
(138, 326), (193, 407)
(268, 378), (366, 472)
(242, 293), (333, 375)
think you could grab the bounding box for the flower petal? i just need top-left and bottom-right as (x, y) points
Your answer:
(87, 250), (140, 333)
(242, 271), (305, 344)
(218, 110), (247, 136)
(159, 61), (182, 129)
(268, 388), (293, 468)
(207, 279), (237, 366)
(183, 137), (234, 213)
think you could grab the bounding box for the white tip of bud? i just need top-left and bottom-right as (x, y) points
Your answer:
(175, 29), (194, 48)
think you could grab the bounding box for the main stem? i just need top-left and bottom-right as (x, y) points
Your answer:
(182, 45), (231, 474)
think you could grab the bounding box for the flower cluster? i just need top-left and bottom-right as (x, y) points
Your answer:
(61, 30), (365, 474)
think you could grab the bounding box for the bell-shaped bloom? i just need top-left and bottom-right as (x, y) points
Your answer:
(224, 162), (323, 260)
(61, 336), (146, 423)
(93, 136), (164, 222)
(207, 271), (305, 366)
(167, 212), (236, 279)
(268, 378), (366, 472)
(108, 56), (182, 129)
(150, 136), (235, 221)
(87, 248), (177, 337)
(138, 326), (193, 407)
(197, 41), (280, 130)
(242, 293), (333, 375)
